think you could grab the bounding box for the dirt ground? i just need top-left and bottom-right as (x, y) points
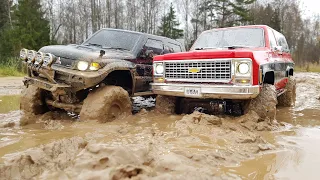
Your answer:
(0, 73), (320, 180)
(0, 77), (23, 96)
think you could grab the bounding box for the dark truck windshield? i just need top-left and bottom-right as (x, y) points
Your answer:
(191, 28), (265, 50)
(82, 29), (141, 51)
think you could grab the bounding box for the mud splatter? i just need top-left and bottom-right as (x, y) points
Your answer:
(0, 73), (319, 179)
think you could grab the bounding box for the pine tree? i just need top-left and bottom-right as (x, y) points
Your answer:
(0, 0), (9, 29)
(158, 3), (184, 39)
(0, 0), (50, 59)
(13, 0), (51, 50)
(204, 0), (256, 28)
(270, 8), (281, 32)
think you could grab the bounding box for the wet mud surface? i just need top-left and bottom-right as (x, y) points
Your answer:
(0, 73), (320, 179)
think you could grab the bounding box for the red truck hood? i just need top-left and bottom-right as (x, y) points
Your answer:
(154, 48), (268, 61)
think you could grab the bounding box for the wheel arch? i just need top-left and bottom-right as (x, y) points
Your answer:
(263, 70), (275, 85)
(102, 69), (135, 95)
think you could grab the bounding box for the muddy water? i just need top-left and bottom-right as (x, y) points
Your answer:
(0, 73), (319, 179)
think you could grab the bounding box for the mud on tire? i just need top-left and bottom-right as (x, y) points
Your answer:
(277, 78), (296, 107)
(243, 84), (278, 120)
(80, 86), (132, 123)
(155, 95), (177, 114)
(20, 85), (48, 115)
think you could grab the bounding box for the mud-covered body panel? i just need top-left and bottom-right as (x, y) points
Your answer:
(22, 28), (185, 112)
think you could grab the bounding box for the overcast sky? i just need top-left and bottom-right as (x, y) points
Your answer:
(301, 0), (319, 18)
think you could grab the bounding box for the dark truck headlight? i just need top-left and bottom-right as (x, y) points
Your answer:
(43, 53), (56, 67)
(27, 50), (37, 63)
(77, 61), (101, 71)
(20, 49), (28, 61)
(77, 61), (89, 71)
(35, 52), (44, 65)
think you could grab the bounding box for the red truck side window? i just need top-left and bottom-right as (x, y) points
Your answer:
(267, 28), (277, 48)
(273, 30), (290, 52)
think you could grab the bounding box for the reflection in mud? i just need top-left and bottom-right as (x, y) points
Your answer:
(0, 95), (20, 114)
(0, 73), (320, 179)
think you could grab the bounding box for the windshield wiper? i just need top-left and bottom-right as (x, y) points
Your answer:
(85, 43), (103, 48)
(223, 45), (253, 49)
(195, 47), (218, 50)
(104, 47), (131, 51)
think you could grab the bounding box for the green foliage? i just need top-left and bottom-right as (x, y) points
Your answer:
(158, 3), (184, 39)
(252, 4), (281, 32)
(0, 0), (51, 66)
(0, 58), (25, 77)
(202, 0), (256, 28)
(0, 0), (11, 29)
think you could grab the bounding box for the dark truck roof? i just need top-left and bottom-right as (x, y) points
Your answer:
(87, 28), (185, 51)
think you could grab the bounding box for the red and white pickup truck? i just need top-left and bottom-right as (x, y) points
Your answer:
(151, 25), (295, 118)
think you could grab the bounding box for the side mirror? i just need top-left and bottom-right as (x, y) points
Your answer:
(273, 46), (283, 55)
(139, 48), (154, 59)
(145, 50), (154, 58)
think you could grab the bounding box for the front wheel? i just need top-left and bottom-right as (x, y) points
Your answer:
(243, 84), (278, 120)
(277, 78), (296, 107)
(80, 86), (132, 123)
(20, 85), (49, 125)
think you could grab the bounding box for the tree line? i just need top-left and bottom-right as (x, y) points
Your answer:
(0, 0), (319, 66)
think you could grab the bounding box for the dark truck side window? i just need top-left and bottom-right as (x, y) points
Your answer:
(144, 39), (164, 55)
(268, 28), (277, 48)
(167, 42), (182, 53)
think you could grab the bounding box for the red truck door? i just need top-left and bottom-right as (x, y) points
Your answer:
(271, 29), (291, 90)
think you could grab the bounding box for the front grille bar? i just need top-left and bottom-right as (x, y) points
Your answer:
(164, 59), (232, 83)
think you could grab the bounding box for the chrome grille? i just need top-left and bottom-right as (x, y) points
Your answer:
(165, 60), (232, 82)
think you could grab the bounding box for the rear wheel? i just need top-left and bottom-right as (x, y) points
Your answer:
(80, 86), (132, 123)
(243, 84), (278, 120)
(277, 78), (296, 107)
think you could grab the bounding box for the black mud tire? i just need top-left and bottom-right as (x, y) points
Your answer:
(155, 95), (177, 114)
(243, 84), (278, 121)
(80, 86), (132, 123)
(277, 78), (296, 107)
(20, 85), (48, 116)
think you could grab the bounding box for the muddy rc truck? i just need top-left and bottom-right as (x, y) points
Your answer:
(151, 25), (295, 119)
(20, 28), (185, 122)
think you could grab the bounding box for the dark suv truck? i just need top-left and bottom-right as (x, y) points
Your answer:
(20, 28), (185, 122)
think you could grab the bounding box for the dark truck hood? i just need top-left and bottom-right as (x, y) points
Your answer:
(39, 45), (135, 65)
(154, 48), (269, 62)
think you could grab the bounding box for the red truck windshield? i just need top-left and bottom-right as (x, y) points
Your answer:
(191, 28), (265, 50)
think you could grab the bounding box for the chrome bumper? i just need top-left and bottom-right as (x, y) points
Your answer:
(151, 83), (260, 100)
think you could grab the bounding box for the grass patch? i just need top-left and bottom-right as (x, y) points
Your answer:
(0, 57), (26, 77)
(295, 63), (320, 72)
(0, 65), (25, 77)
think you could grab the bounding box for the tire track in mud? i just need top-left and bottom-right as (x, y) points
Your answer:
(0, 73), (319, 179)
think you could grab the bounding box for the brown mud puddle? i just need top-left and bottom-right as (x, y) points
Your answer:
(0, 73), (320, 179)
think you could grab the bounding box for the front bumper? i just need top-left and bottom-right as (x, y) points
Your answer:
(23, 62), (106, 92)
(23, 76), (71, 92)
(151, 83), (260, 100)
